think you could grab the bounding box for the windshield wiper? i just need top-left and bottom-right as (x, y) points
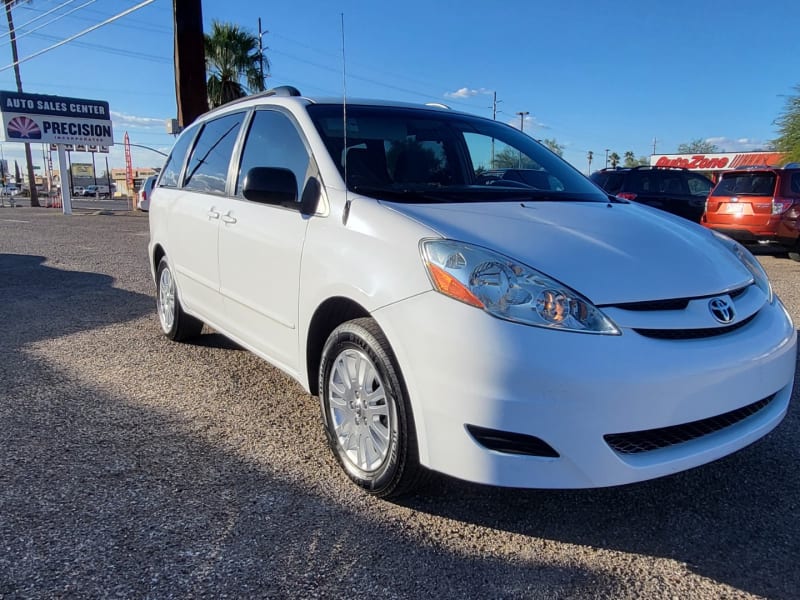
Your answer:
(350, 185), (453, 203)
(351, 184), (606, 204)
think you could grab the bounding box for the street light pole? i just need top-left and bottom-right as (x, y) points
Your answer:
(516, 111), (529, 168)
(605, 148), (610, 169)
(516, 110), (529, 132)
(258, 17), (264, 85)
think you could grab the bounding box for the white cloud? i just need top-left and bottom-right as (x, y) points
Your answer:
(507, 114), (549, 131)
(705, 137), (772, 152)
(444, 87), (493, 99)
(110, 111), (166, 129)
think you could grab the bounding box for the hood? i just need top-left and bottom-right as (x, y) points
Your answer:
(383, 200), (752, 305)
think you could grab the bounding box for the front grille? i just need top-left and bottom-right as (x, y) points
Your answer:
(607, 286), (748, 312)
(604, 394), (775, 455)
(467, 425), (559, 457)
(633, 313), (756, 339)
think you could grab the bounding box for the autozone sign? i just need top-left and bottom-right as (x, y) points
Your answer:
(651, 152), (786, 171)
(0, 90), (113, 146)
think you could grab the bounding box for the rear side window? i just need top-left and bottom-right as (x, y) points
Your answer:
(159, 127), (196, 188)
(627, 172), (685, 195)
(184, 112), (245, 194)
(686, 174), (713, 196)
(604, 173), (624, 193)
(712, 173), (777, 197)
(781, 172), (800, 197)
(590, 172), (623, 193)
(590, 172), (608, 187)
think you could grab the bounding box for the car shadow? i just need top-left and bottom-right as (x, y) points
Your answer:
(189, 331), (245, 351)
(0, 254), (614, 597)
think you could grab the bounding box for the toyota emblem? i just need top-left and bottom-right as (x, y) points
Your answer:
(709, 297), (735, 324)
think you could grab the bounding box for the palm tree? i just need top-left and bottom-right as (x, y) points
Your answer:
(623, 150), (635, 167)
(205, 21), (268, 108)
(609, 152), (621, 168)
(4, 0), (39, 206)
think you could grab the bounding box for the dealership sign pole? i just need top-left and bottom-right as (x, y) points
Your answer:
(0, 91), (113, 215)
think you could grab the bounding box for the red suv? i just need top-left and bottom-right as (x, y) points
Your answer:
(702, 166), (800, 261)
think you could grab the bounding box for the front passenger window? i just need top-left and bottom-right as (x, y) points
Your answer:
(236, 110), (311, 200)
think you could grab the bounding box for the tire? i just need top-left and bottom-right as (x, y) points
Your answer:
(319, 318), (424, 498)
(156, 257), (203, 341)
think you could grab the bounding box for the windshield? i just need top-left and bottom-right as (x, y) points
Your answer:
(307, 104), (607, 203)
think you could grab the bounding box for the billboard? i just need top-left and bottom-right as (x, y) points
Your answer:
(650, 151), (786, 171)
(71, 163), (94, 178)
(0, 91), (113, 146)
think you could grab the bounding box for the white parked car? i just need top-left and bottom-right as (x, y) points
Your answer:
(137, 174), (158, 211)
(148, 87), (796, 497)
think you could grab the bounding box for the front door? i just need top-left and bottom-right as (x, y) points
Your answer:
(218, 109), (316, 375)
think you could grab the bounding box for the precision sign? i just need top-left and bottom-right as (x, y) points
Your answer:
(0, 91), (113, 146)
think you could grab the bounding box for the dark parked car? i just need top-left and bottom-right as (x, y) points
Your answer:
(590, 166), (714, 222)
(477, 168), (565, 191)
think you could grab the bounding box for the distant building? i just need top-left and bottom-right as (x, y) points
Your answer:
(650, 151), (787, 172)
(110, 167), (159, 197)
(49, 166), (160, 197)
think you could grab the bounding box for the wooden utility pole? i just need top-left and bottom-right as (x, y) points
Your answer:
(4, 0), (39, 206)
(173, 0), (207, 128)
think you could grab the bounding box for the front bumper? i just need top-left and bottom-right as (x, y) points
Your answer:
(373, 291), (796, 488)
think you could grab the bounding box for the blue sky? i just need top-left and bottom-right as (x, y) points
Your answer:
(0, 0), (797, 173)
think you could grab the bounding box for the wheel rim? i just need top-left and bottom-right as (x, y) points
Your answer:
(158, 266), (175, 333)
(328, 348), (392, 473)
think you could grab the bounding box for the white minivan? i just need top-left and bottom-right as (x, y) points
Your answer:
(148, 87), (796, 497)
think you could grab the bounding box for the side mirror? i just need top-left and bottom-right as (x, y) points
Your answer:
(242, 167), (297, 206)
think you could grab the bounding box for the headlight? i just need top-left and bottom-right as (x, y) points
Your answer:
(711, 231), (774, 303)
(420, 239), (620, 334)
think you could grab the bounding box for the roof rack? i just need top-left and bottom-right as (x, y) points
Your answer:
(598, 165), (687, 172)
(261, 85), (302, 98)
(213, 85), (303, 111)
(733, 165), (772, 170)
(630, 165), (687, 171)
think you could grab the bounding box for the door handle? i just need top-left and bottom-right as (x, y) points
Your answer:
(208, 208), (220, 220)
(221, 212), (237, 224)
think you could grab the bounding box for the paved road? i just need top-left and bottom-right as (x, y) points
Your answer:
(1, 195), (137, 212)
(1, 209), (798, 599)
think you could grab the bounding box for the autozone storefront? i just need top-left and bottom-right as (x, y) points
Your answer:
(650, 151), (788, 181)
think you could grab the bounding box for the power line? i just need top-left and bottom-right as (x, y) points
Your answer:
(270, 31), (452, 93)
(0, 0), (156, 73)
(270, 48), (479, 110)
(29, 31), (169, 63)
(7, 0), (99, 45)
(0, 0), (80, 41)
(0, 77), (171, 96)
(17, 1), (171, 35)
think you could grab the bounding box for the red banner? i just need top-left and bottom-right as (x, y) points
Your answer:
(124, 132), (133, 193)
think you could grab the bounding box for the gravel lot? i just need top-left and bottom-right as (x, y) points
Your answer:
(1, 208), (798, 599)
